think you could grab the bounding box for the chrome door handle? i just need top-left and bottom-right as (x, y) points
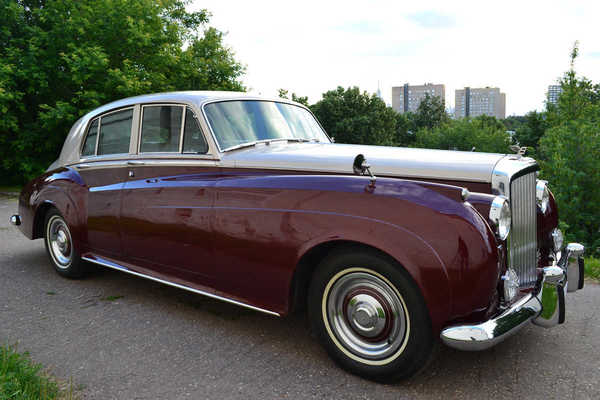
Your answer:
(127, 160), (145, 166)
(76, 163), (92, 169)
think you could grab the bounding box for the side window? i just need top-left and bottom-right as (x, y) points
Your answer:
(183, 108), (208, 154)
(81, 119), (99, 156)
(140, 105), (183, 153)
(97, 109), (133, 155)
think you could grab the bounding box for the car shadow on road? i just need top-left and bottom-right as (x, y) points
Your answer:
(5, 245), (564, 398)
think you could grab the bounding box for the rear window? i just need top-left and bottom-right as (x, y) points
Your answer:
(81, 119), (99, 156)
(97, 109), (133, 155)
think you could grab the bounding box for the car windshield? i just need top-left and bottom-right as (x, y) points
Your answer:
(204, 100), (330, 151)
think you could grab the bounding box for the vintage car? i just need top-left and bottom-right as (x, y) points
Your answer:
(11, 91), (585, 381)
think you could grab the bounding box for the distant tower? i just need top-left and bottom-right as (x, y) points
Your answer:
(376, 81), (383, 100)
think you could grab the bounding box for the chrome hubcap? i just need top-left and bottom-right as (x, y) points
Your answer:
(347, 293), (386, 338)
(325, 270), (408, 361)
(47, 216), (72, 268)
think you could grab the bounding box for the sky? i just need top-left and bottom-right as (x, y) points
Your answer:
(189, 0), (600, 116)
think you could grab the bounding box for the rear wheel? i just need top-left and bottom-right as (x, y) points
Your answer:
(308, 247), (433, 382)
(44, 208), (88, 278)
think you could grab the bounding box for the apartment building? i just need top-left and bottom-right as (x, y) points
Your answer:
(547, 85), (562, 106)
(455, 87), (506, 119)
(392, 83), (445, 114)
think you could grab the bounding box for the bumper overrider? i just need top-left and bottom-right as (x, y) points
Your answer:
(441, 243), (585, 351)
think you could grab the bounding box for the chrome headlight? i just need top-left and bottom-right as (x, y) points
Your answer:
(502, 268), (520, 302)
(536, 180), (550, 213)
(551, 228), (563, 253)
(489, 196), (511, 240)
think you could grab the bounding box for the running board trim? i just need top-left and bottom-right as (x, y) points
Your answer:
(82, 256), (280, 317)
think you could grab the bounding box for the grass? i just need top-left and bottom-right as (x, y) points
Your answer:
(101, 295), (124, 302)
(0, 344), (75, 400)
(0, 186), (21, 194)
(585, 257), (600, 281)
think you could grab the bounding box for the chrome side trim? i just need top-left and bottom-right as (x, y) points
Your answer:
(82, 256), (280, 317)
(70, 158), (218, 171)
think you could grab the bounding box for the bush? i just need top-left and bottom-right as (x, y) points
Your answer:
(0, 0), (245, 184)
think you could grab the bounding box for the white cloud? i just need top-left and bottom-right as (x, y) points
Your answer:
(190, 0), (600, 116)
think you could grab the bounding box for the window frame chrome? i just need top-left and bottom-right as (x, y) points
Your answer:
(77, 101), (218, 165)
(138, 103), (187, 155)
(79, 106), (136, 159)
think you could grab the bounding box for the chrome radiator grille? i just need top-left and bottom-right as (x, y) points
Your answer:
(509, 172), (537, 287)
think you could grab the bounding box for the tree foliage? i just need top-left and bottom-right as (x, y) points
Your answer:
(310, 86), (397, 146)
(412, 115), (512, 153)
(277, 88), (309, 107)
(539, 42), (600, 254)
(0, 0), (245, 184)
(513, 111), (548, 152)
(411, 93), (449, 130)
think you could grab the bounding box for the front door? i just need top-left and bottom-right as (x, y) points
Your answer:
(119, 104), (218, 285)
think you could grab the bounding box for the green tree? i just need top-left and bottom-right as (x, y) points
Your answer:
(0, 0), (245, 184)
(310, 86), (396, 146)
(503, 115), (527, 132)
(277, 88), (309, 107)
(412, 93), (449, 130)
(395, 112), (414, 147)
(539, 42), (600, 254)
(413, 115), (511, 153)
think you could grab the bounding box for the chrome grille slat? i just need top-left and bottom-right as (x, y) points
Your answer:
(509, 172), (537, 287)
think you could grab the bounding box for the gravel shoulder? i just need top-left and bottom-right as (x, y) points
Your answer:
(1, 195), (598, 399)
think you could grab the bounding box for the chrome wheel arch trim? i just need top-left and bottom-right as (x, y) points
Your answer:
(81, 255), (280, 317)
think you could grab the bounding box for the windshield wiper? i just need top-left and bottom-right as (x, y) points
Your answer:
(223, 137), (320, 152)
(286, 138), (320, 143)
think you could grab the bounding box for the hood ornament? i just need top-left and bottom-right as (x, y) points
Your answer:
(353, 154), (376, 189)
(509, 145), (528, 157)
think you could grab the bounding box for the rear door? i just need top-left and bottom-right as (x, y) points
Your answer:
(76, 107), (136, 258)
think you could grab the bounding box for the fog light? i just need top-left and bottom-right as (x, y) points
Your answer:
(502, 268), (519, 302)
(551, 228), (563, 253)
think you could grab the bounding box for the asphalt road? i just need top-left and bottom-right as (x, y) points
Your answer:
(1, 194), (599, 399)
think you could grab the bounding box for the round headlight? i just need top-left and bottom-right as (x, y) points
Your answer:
(489, 196), (511, 240)
(502, 268), (520, 302)
(536, 180), (550, 213)
(551, 228), (563, 253)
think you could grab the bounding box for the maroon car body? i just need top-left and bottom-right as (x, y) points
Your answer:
(11, 91), (585, 381)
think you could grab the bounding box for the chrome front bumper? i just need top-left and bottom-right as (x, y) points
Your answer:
(441, 243), (585, 351)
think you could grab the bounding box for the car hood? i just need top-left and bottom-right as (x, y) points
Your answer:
(219, 142), (508, 183)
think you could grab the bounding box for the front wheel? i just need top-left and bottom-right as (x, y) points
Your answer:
(44, 208), (88, 278)
(308, 248), (434, 382)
